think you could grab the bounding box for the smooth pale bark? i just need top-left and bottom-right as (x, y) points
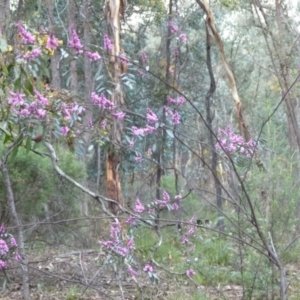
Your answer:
(251, 0), (300, 151)
(0, 0), (10, 36)
(105, 0), (126, 215)
(46, 0), (61, 89)
(68, 0), (78, 93)
(0, 160), (30, 300)
(196, 0), (251, 141)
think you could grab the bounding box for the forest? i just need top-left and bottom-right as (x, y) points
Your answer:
(0, 0), (300, 299)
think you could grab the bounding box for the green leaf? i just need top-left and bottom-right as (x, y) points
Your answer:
(166, 129), (174, 138)
(26, 136), (32, 153)
(2, 64), (8, 76)
(10, 146), (19, 161)
(3, 134), (12, 144)
(24, 79), (34, 95)
(0, 37), (8, 52)
(14, 77), (21, 90)
(0, 125), (11, 136)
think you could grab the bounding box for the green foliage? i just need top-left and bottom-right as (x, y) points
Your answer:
(0, 145), (86, 225)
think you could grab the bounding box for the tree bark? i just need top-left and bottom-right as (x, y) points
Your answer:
(0, 160), (30, 300)
(0, 0), (10, 37)
(105, 0), (126, 214)
(196, 0), (251, 141)
(46, 0), (61, 89)
(68, 0), (78, 93)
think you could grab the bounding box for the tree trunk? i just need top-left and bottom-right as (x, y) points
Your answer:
(68, 0), (78, 93)
(252, 0), (300, 151)
(46, 0), (61, 89)
(196, 0), (251, 141)
(0, 160), (30, 300)
(0, 0), (10, 37)
(105, 0), (126, 214)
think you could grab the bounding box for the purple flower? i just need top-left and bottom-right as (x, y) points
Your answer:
(35, 109), (46, 119)
(169, 22), (178, 33)
(0, 240), (9, 255)
(143, 264), (153, 273)
(141, 52), (148, 63)
(100, 119), (107, 129)
(10, 237), (17, 247)
(163, 190), (170, 201)
(186, 269), (196, 277)
(0, 223), (5, 233)
(119, 53), (129, 65)
(99, 240), (114, 248)
(126, 217), (136, 225)
(115, 245), (129, 256)
(134, 198), (145, 213)
(182, 235), (189, 244)
(91, 92), (116, 110)
(127, 237), (134, 250)
(134, 156), (143, 163)
(112, 111), (126, 120)
(34, 90), (49, 106)
(18, 108), (30, 117)
(143, 125), (156, 135)
(88, 117), (93, 128)
(137, 70), (146, 77)
(104, 34), (113, 51)
(86, 51), (101, 61)
(179, 33), (187, 43)
(15, 253), (22, 262)
(164, 106), (181, 125)
(8, 91), (26, 106)
(17, 23), (35, 44)
(132, 126), (145, 136)
(69, 26), (83, 54)
(172, 203), (179, 210)
(127, 266), (138, 276)
(166, 95), (184, 106)
(46, 33), (59, 50)
(0, 260), (7, 270)
(155, 199), (168, 207)
(146, 108), (158, 124)
(60, 126), (69, 136)
(23, 48), (42, 61)
(110, 221), (121, 239)
(175, 194), (182, 201)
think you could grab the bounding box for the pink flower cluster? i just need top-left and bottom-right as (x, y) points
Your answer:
(141, 52), (148, 63)
(17, 23), (35, 44)
(23, 48), (42, 61)
(91, 92), (116, 110)
(132, 125), (156, 136)
(146, 108), (158, 124)
(169, 22), (179, 33)
(8, 90), (48, 119)
(168, 22), (188, 43)
(69, 26), (83, 54)
(164, 106), (181, 125)
(166, 95), (185, 106)
(104, 34), (113, 51)
(46, 33), (59, 50)
(99, 221), (135, 257)
(182, 215), (196, 244)
(86, 51), (101, 61)
(216, 125), (257, 157)
(0, 223), (21, 270)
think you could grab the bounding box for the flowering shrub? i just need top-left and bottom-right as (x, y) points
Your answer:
(0, 224), (21, 271)
(216, 125), (257, 157)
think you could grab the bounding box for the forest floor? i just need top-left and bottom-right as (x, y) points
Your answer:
(0, 246), (299, 299)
